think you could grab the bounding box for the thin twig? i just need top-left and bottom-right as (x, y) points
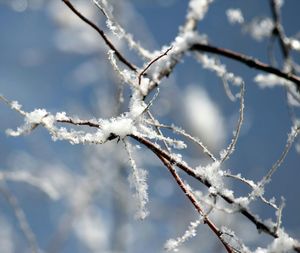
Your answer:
(157, 154), (233, 253)
(221, 82), (245, 163)
(222, 76), (236, 102)
(134, 133), (300, 252)
(129, 134), (299, 248)
(144, 120), (217, 161)
(224, 173), (278, 210)
(191, 43), (300, 90)
(61, 0), (137, 72)
(146, 111), (172, 153)
(258, 126), (300, 190)
(138, 46), (173, 85)
(269, 0), (290, 60)
(93, 0), (153, 60)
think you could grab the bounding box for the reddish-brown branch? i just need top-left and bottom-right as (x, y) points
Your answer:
(57, 119), (100, 128)
(138, 46), (173, 85)
(191, 43), (300, 90)
(269, 0), (290, 60)
(130, 136), (272, 232)
(131, 134), (300, 252)
(157, 154), (233, 253)
(61, 0), (137, 72)
(42, 116), (298, 251)
(130, 135), (272, 230)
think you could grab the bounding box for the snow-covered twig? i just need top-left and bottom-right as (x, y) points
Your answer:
(62, 0), (137, 71)
(164, 217), (203, 252)
(191, 43), (300, 90)
(93, 0), (153, 60)
(123, 139), (149, 219)
(157, 154), (233, 253)
(144, 120), (217, 161)
(253, 126), (300, 197)
(130, 134), (300, 249)
(220, 81), (245, 162)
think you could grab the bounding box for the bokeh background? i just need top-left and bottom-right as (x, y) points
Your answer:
(0, 0), (299, 252)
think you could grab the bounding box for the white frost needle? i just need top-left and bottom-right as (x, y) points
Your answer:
(256, 125), (300, 193)
(123, 139), (149, 219)
(144, 119), (217, 161)
(164, 217), (203, 252)
(220, 81), (245, 163)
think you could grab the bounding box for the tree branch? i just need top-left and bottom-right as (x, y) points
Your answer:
(158, 154), (233, 253)
(61, 0), (137, 72)
(131, 134), (300, 252)
(269, 0), (290, 60)
(191, 43), (300, 90)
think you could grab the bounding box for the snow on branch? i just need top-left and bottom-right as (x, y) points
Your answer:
(93, 0), (153, 60)
(61, 0), (137, 71)
(191, 43), (300, 90)
(144, 120), (217, 161)
(187, 0), (214, 22)
(253, 229), (298, 253)
(131, 134), (300, 251)
(164, 218), (203, 252)
(0, 95), (138, 145)
(252, 126), (300, 200)
(123, 139), (149, 219)
(220, 81), (245, 163)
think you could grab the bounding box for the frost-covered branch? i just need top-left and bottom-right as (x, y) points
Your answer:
(123, 139), (149, 219)
(93, 0), (153, 60)
(220, 81), (245, 163)
(131, 133), (300, 252)
(191, 43), (300, 90)
(252, 126), (300, 200)
(62, 0), (137, 71)
(158, 154), (234, 253)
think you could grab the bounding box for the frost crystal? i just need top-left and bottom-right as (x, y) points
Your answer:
(221, 227), (250, 253)
(246, 18), (274, 41)
(196, 161), (223, 190)
(128, 168), (149, 219)
(55, 112), (69, 121)
(100, 116), (134, 139)
(188, 0), (214, 21)
(11, 100), (22, 110)
(26, 109), (48, 124)
(6, 108), (52, 136)
(196, 54), (243, 85)
(226, 9), (244, 24)
(164, 218), (203, 252)
(254, 74), (289, 88)
(253, 229), (296, 253)
(124, 140), (149, 220)
(289, 38), (300, 51)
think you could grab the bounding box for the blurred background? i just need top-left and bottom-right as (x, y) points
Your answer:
(0, 0), (299, 252)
